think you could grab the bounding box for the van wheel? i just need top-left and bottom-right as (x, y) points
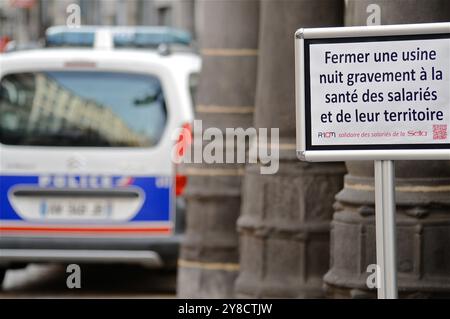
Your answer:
(0, 268), (6, 290)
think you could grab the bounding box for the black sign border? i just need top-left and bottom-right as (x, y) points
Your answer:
(304, 33), (450, 151)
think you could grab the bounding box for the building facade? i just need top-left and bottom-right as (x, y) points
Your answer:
(0, 0), (197, 46)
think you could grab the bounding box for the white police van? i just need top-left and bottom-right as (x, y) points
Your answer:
(0, 32), (200, 287)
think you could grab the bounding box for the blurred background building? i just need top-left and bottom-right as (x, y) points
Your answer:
(1, 0), (450, 299)
(0, 0), (197, 46)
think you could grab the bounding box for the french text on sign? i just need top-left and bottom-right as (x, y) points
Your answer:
(295, 23), (450, 161)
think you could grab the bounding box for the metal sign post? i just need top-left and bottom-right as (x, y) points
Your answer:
(374, 160), (398, 299)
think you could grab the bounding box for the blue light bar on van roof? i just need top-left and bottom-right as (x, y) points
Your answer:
(46, 31), (95, 47)
(45, 26), (193, 49)
(114, 28), (192, 48)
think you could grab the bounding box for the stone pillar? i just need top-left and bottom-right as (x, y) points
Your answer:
(345, 0), (450, 25)
(173, 0), (196, 37)
(235, 0), (346, 299)
(177, 0), (260, 298)
(324, 0), (450, 299)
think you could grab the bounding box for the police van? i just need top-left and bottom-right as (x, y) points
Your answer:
(0, 30), (200, 287)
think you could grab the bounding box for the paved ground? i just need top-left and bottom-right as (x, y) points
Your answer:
(0, 263), (177, 299)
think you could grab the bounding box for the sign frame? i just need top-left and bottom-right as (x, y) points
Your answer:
(295, 22), (450, 162)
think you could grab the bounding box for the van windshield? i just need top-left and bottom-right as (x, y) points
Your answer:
(0, 71), (167, 147)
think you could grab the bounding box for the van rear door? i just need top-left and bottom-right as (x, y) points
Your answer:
(0, 61), (185, 237)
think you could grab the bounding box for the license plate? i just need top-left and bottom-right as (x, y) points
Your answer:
(41, 200), (113, 220)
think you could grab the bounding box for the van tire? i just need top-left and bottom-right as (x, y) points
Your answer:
(0, 268), (6, 290)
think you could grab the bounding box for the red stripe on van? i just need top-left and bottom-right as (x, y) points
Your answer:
(0, 226), (172, 234)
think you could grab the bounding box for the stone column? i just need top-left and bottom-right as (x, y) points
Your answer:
(173, 0), (196, 37)
(235, 0), (346, 298)
(177, 0), (260, 298)
(324, 0), (450, 299)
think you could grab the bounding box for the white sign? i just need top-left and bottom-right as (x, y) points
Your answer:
(296, 23), (450, 161)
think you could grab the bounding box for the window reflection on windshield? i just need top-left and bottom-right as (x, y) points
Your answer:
(0, 71), (167, 147)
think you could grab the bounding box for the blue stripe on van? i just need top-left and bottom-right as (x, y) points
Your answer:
(0, 175), (172, 222)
